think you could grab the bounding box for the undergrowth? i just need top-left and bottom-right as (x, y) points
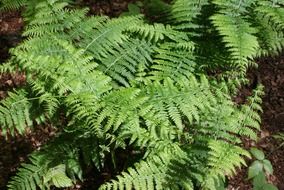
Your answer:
(0, 0), (283, 189)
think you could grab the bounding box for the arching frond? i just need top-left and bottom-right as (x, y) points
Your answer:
(169, 0), (209, 30)
(0, 0), (27, 10)
(150, 44), (196, 80)
(201, 140), (250, 189)
(255, 0), (284, 31)
(7, 154), (49, 190)
(128, 22), (190, 43)
(211, 14), (259, 72)
(1, 0), (277, 190)
(99, 155), (169, 190)
(96, 39), (153, 86)
(0, 90), (33, 136)
(72, 15), (141, 58)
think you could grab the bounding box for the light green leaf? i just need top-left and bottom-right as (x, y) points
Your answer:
(253, 172), (266, 190)
(248, 160), (263, 179)
(250, 148), (265, 160)
(44, 164), (73, 188)
(51, 172), (73, 188)
(262, 159), (273, 174)
(67, 158), (83, 180)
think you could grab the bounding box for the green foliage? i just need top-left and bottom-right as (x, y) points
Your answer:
(7, 154), (49, 190)
(248, 148), (278, 190)
(0, 90), (33, 136)
(0, 0), (28, 10)
(44, 164), (73, 188)
(0, 0), (283, 189)
(250, 147), (265, 160)
(252, 172), (278, 190)
(0, 0), (72, 22)
(169, 0), (209, 30)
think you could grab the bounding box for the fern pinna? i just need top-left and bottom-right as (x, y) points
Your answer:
(0, 0), (283, 189)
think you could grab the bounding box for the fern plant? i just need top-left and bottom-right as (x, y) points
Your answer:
(0, 0), (283, 189)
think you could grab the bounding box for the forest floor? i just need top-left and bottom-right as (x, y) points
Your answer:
(0, 1), (284, 190)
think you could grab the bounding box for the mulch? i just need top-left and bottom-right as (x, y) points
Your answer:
(0, 2), (283, 190)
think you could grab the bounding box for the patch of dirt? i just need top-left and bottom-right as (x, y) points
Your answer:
(0, 73), (26, 99)
(82, 0), (138, 17)
(256, 56), (284, 190)
(0, 11), (23, 63)
(0, 11), (23, 35)
(0, 10), (24, 100)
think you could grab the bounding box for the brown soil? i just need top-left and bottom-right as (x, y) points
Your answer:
(81, 0), (138, 16)
(0, 2), (284, 190)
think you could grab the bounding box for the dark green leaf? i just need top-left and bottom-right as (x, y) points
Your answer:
(262, 159), (273, 174)
(252, 172), (266, 190)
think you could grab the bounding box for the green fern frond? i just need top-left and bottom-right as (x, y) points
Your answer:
(100, 144), (207, 190)
(99, 153), (173, 190)
(73, 15), (141, 58)
(211, 14), (259, 72)
(255, 23), (284, 56)
(0, 90), (33, 136)
(212, 0), (256, 13)
(1, 0), (275, 189)
(16, 38), (112, 96)
(0, 0), (27, 10)
(114, 139), (251, 190)
(7, 132), (90, 190)
(96, 39), (153, 86)
(252, 3), (284, 56)
(202, 140), (250, 189)
(96, 88), (147, 132)
(170, 0), (209, 30)
(256, 1), (284, 31)
(0, 61), (17, 74)
(145, 76), (214, 129)
(237, 85), (264, 138)
(7, 154), (49, 190)
(129, 22), (190, 43)
(43, 164), (73, 188)
(23, 2), (87, 36)
(150, 44), (196, 80)
(28, 81), (60, 117)
(67, 88), (146, 137)
(0, 0), (73, 23)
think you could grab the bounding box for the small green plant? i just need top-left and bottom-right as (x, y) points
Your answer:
(248, 148), (278, 190)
